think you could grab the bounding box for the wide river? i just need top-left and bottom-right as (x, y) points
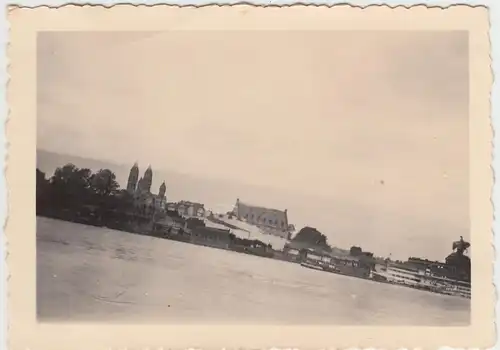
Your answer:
(37, 217), (470, 325)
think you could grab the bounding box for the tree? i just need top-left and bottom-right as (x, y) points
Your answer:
(350, 246), (363, 256)
(291, 226), (330, 250)
(36, 168), (50, 212)
(90, 169), (119, 196)
(36, 168), (47, 185)
(111, 189), (135, 213)
(49, 163), (93, 208)
(51, 163), (78, 184)
(36, 168), (49, 194)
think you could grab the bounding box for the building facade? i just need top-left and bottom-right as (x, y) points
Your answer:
(233, 198), (291, 239)
(127, 163), (139, 193)
(126, 163), (167, 216)
(167, 200), (206, 218)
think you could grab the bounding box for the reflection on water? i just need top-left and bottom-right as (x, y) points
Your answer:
(36, 217), (470, 325)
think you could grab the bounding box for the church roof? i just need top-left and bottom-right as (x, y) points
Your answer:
(178, 200), (204, 207)
(236, 199), (287, 216)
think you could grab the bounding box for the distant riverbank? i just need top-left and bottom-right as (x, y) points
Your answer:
(36, 210), (283, 260)
(36, 213), (472, 300)
(36, 161), (471, 300)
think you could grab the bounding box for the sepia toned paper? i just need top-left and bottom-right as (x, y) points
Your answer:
(7, 4), (494, 350)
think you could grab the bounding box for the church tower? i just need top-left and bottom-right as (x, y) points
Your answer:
(159, 181), (166, 200)
(142, 165), (153, 193)
(127, 163), (139, 193)
(137, 177), (144, 193)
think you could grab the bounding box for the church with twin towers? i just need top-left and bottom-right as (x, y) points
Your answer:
(126, 163), (167, 213)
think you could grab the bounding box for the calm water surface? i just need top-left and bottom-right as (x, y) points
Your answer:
(37, 217), (470, 325)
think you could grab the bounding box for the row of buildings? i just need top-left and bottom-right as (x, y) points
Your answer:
(125, 163), (295, 240)
(124, 163), (471, 285)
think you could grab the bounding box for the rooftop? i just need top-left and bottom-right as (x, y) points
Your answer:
(236, 200), (286, 215)
(177, 200), (205, 207)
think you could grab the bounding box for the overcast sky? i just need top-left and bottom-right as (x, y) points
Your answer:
(37, 30), (469, 261)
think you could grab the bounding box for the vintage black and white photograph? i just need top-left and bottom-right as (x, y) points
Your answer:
(6, 5), (494, 348)
(34, 28), (476, 325)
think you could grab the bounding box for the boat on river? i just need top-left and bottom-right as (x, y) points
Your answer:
(299, 249), (371, 278)
(371, 265), (471, 299)
(300, 249), (340, 273)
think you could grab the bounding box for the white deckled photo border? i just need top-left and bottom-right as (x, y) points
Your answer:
(2, 1), (499, 350)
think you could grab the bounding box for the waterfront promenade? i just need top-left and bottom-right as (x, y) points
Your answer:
(37, 217), (470, 325)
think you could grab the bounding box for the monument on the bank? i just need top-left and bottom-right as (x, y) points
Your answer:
(445, 236), (471, 281)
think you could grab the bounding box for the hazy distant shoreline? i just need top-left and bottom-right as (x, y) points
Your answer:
(36, 148), (469, 261)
